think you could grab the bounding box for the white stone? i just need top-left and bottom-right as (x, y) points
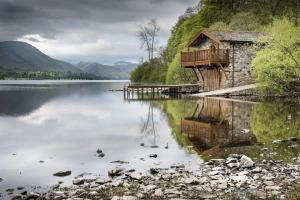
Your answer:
(128, 172), (142, 180)
(240, 155), (254, 168)
(154, 188), (163, 196)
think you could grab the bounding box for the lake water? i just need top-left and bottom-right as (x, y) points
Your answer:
(0, 80), (299, 197)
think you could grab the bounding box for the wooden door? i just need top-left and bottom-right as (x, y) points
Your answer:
(202, 68), (221, 91)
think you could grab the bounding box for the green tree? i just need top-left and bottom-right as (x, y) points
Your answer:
(253, 18), (300, 93)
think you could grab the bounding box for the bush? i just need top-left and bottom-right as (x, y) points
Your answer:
(253, 18), (300, 93)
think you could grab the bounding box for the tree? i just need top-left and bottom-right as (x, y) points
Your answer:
(138, 19), (160, 62)
(253, 18), (300, 93)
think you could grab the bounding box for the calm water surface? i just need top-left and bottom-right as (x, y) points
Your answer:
(0, 80), (299, 196)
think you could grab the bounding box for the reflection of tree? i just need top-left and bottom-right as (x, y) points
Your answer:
(140, 105), (158, 144)
(252, 102), (300, 143)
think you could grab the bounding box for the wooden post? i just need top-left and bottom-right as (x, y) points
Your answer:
(208, 48), (211, 66)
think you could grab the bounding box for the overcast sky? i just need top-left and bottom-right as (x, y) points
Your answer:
(0, 0), (198, 64)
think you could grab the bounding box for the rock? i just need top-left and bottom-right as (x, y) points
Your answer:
(0, 178), (2, 182)
(11, 194), (22, 200)
(108, 168), (123, 177)
(39, 160), (44, 163)
(111, 160), (129, 164)
(111, 180), (123, 187)
(128, 172), (142, 180)
(150, 168), (159, 175)
(288, 137), (298, 141)
(98, 153), (105, 157)
(272, 139), (282, 144)
(73, 177), (85, 185)
(240, 155), (254, 168)
(53, 170), (71, 177)
(230, 175), (248, 183)
(227, 162), (240, 168)
(149, 154), (157, 158)
(26, 192), (40, 199)
(112, 196), (137, 200)
(96, 149), (103, 154)
(140, 143), (144, 146)
(6, 188), (14, 193)
(206, 159), (225, 165)
(95, 178), (107, 185)
(20, 191), (27, 195)
(265, 186), (281, 191)
(252, 167), (262, 173)
(154, 188), (163, 196)
(53, 191), (65, 196)
(143, 184), (157, 192)
(241, 129), (250, 134)
(17, 187), (25, 190)
(184, 177), (199, 185)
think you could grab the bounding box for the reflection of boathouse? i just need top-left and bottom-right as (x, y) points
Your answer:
(181, 98), (256, 154)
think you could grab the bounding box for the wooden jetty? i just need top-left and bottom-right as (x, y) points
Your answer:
(124, 84), (200, 101)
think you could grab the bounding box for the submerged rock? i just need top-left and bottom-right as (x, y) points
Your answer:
(96, 149), (102, 154)
(108, 168), (123, 177)
(111, 160), (129, 164)
(150, 168), (159, 175)
(149, 154), (157, 158)
(53, 170), (71, 177)
(73, 177), (85, 185)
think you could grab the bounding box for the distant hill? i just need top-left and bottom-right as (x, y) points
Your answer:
(113, 61), (138, 73)
(0, 41), (137, 79)
(0, 41), (81, 73)
(77, 61), (137, 79)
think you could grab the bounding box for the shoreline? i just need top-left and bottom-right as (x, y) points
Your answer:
(5, 154), (300, 200)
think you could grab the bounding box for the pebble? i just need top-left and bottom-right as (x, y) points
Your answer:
(53, 170), (71, 177)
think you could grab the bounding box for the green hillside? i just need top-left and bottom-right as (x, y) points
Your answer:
(131, 0), (299, 85)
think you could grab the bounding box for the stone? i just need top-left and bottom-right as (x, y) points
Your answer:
(252, 167), (262, 173)
(128, 172), (142, 180)
(241, 129), (250, 134)
(184, 177), (199, 185)
(108, 168), (123, 177)
(288, 137), (298, 141)
(227, 162), (240, 168)
(53, 170), (71, 177)
(143, 184), (157, 192)
(150, 168), (159, 175)
(111, 180), (123, 187)
(73, 177), (85, 185)
(230, 175), (248, 183)
(26, 192), (40, 199)
(96, 149), (103, 154)
(240, 155), (254, 168)
(111, 160), (129, 164)
(149, 154), (157, 158)
(272, 140), (282, 144)
(265, 186), (281, 191)
(0, 178), (2, 182)
(154, 188), (163, 196)
(98, 153), (105, 157)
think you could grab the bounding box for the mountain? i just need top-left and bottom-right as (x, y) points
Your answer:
(0, 41), (81, 73)
(113, 61), (138, 73)
(77, 61), (137, 79)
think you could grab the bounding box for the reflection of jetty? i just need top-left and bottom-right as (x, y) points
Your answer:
(124, 84), (199, 101)
(181, 98), (256, 155)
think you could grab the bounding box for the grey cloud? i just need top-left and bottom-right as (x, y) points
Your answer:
(0, 0), (197, 62)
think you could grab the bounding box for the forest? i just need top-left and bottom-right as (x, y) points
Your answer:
(130, 0), (300, 93)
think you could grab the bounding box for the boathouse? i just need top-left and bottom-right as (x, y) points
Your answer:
(181, 30), (259, 91)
